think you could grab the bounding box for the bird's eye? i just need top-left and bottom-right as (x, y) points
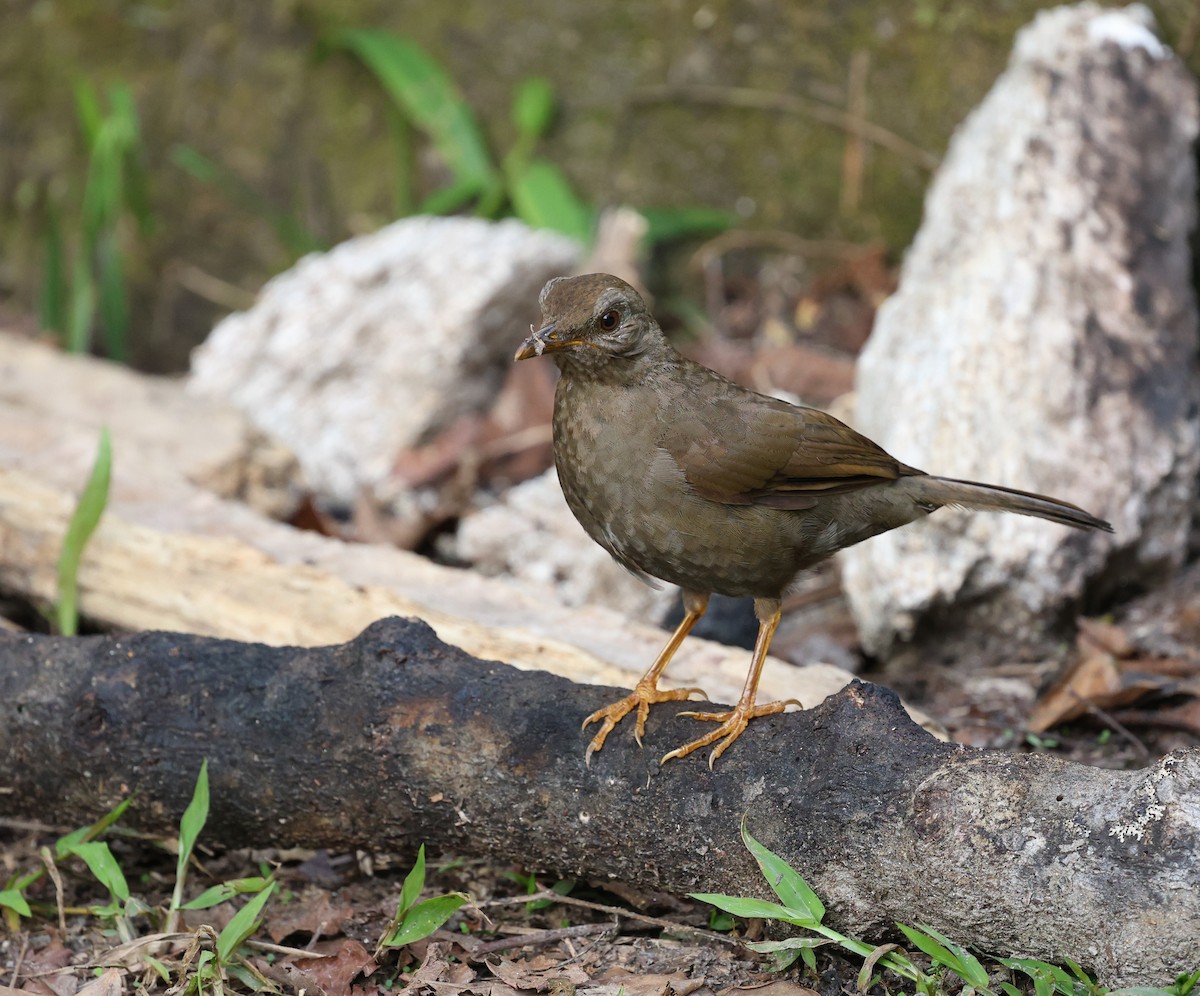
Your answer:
(599, 309), (621, 331)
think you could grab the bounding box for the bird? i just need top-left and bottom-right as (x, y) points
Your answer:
(514, 273), (1113, 767)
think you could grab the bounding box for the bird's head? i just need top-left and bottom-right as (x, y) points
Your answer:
(514, 273), (666, 371)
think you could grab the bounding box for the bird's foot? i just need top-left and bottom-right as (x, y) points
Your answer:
(663, 697), (802, 768)
(582, 679), (707, 764)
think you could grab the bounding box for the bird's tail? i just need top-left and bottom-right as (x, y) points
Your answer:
(911, 475), (1113, 533)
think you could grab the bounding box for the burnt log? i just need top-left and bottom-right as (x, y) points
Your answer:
(0, 618), (1196, 986)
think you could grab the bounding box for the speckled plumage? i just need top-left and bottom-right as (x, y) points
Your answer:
(515, 273), (1112, 765)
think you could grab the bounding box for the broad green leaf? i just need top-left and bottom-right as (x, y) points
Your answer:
(380, 893), (468, 947)
(512, 77), (555, 139)
(688, 892), (815, 927)
(177, 759), (210, 882)
(56, 427), (112, 635)
(741, 820), (825, 923)
(0, 888), (31, 917)
(65, 841), (129, 902)
(507, 159), (592, 243)
(397, 844), (426, 916)
(215, 881), (276, 961)
(330, 30), (495, 192)
(183, 877), (272, 911)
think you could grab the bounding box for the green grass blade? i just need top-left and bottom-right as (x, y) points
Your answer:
(215, 881), (276, 962)
(39, 206), (68, 334)
(380, 893), (469, 947)
(183, 877), (272, 911)
(740, 819), (825, 923)
(73, 77), (103, 148)
(913, 923), (990, 988)
(172, 759), (210, 910)
(397, 844), (426, 916)
(507, 159), (592, 243)
(330, 29), (495, 194)
(55, 427), (112, 635)
(66, 251), (95, 355)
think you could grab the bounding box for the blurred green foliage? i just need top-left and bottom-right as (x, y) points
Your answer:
(40, 81), (153, 360)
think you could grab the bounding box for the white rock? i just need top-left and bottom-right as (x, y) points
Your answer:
(188, 216), (580, 504)
(456, 468), (674, 623)
(840, 3), (1200, 665)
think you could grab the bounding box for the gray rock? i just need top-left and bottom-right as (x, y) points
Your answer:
(840, 3), (1200, 666)
(188, 216), (580, 504)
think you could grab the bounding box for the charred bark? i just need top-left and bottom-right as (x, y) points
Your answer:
(0, 618), (1196, 986)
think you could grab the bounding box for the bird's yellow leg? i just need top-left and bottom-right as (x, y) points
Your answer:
(663, 597), (801, 768)
(582, 591), (709, 764)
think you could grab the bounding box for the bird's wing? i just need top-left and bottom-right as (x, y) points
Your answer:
(660, 373), (915, 510)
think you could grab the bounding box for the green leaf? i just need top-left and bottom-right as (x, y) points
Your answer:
(56, 427), (112, 636)
(177, 759), (210, 883)
(512, 77), (555, 139)
(73, 78), (103, 148)
(0, 888), (31, 917)
(330, 30), (495, 193)
(215, 880), (276, 961)
(688, 892), (815, 927)
(741, 820), (825, 924)
(911, 923), (990, 988)
(380, 893), (468, 947)
(39, 206), (68, 334)
(507, 159), (592, 243)
(67, 250), (95, 355)
(65, 841), (130, 902)
(744, 937), (832, 953)
(143, 956), (171, 984)
(397, 844), (426, 916)
(183, 877), (272, 911)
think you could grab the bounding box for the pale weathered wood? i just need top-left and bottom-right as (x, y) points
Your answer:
(0, 331), (865, 714)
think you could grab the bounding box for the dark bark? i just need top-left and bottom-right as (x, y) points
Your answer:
(1, 618), (1196, 986)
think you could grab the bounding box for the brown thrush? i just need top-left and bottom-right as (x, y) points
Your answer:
(514, 273), (1112, 766)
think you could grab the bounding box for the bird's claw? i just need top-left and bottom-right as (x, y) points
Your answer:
(663, 697), (802, 768)
(581, 684), (707, 763)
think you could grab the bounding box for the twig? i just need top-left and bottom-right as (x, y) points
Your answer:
(8, 933), (29, 987)
(476, 889), (744, 948)
(634, 83), (940, 170)
(1066, 689), (1152, 764)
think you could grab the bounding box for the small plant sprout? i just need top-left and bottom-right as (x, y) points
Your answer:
(376, 844), (470, 956)
(54, 426), (112, 636)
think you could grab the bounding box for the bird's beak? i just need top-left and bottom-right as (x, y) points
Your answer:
(514, 322), (558, 361)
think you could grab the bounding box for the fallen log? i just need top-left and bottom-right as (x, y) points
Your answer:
(1, 619), (1196, 987)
